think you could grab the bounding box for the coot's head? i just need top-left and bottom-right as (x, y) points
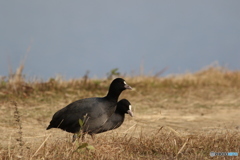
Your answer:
(108, 78), (132, 93)
(117, 99), (133, 117)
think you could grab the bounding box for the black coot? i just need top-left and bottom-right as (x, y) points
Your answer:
(94, 99), (133, 134)
(46, 78), (132, 138)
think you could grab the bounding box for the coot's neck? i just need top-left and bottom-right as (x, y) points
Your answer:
(105, 88), (123, 102)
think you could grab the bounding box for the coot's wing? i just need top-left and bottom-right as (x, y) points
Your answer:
(47, 98), (96, 133)
(47, 97), (116, 133)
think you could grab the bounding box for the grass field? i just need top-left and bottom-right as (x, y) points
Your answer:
(0, 66), (240, 159)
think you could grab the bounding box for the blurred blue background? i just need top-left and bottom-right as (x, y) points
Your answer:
(0, 1), (240, 79)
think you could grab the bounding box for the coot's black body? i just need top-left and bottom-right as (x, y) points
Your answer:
(95, 99), (133, 134)
(46, 78), (132, 135)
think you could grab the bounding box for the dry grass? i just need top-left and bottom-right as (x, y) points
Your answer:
(2, 128), (239, 160)
(0, 66), (240, 159)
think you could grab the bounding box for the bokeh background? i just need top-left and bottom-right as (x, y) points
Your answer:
(0, 0), (240, 79)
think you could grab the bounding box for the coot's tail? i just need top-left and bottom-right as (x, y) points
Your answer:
(46, 125), (52, 130)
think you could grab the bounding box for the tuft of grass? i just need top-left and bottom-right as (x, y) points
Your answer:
(8, 101), (24, 159)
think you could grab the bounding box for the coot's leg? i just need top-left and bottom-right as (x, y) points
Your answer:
(72, 134), (78, 143)
(81, 133), (86, 141)
(90, 134), (95, 140)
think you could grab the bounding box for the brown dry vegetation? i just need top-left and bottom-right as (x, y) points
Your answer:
(0, 66), (240, 159)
